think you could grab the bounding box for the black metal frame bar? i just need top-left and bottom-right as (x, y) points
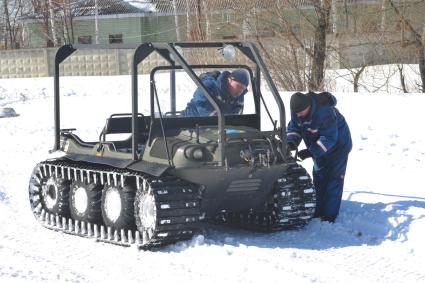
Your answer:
(149, 64), (257, 167)
(53, 45), (76, 151)
(243, 42), (287, 150)
(150, 64), (254, 111)
(131, 43), (154, 160)
(52, 42), (287, 166)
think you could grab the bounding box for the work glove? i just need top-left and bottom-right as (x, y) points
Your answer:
(287, 141), (297, 151)
(297, 149), (312, 160)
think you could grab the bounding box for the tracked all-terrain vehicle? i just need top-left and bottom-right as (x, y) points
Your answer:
(28, 42), (315, 248)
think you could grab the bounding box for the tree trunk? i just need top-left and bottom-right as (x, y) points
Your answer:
(343, 0), (349, 31)
(95, 0), (99, 44)
(47, 0), (57, 46)
(203, 2), (210, 40)
(3, 0), (11, 49)
(309, 0), (331, 91)
(1, 7), (4, 48)
(62, 0), (69, 43)
(186, 0), (191, 40)
(64, 0), (74, 44)
(331, 0), (338, 34)
(389, 0), (424, 92)
(420, 24), (425, 93)
(397, 65), (408, 93)
(380, 0), (388, 33)
(195, 0), (204, 41)
(172, 0), (181, 41)
(353, 65), (366, 92)
(69, 1), (74, 45)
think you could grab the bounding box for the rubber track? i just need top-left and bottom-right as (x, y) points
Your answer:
(29, 160), (202, 248)
(215, 163), (316, 231)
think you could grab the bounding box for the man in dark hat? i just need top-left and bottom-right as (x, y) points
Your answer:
(287, 91), (352, 223)
(182, 69), (249, 116)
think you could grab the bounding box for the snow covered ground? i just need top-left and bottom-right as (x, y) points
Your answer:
(1, 73), (425, 283)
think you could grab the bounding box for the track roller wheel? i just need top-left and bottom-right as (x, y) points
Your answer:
(69, 180), (102, 223)
(41, 176), (71, 216)
(134, 189), (157, 244)
(101, 184), (136, 229)
(28, 165), (70, 217)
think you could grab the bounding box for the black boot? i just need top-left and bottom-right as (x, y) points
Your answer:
(320, 216), (336, 223)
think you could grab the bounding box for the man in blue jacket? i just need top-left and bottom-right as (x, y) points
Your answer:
(182, 69), (249, 117)
(287, 92), (352, 223)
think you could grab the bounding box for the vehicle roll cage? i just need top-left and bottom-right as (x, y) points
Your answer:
(53, 42), (287, 167)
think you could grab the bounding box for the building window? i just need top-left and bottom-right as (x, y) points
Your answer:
(109, 34), (123, 44)
(223, 12), (235, 23)
(78, 36), (92, 44)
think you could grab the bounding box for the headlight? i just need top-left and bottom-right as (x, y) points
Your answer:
(222, 44), (236, 61)
(185, 146), (206, 161)
(192, 148), (204, 160)
(59, 138), (69, 151)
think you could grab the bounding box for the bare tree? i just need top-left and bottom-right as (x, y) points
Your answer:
(2, 0), (12, 48)
(309, 0), (332, 91)
(47, 0), (57, 45)
(184, 0), (206, 41)
(2, 0), (27, 49)
(397, 64), (409, 93)
(253, 0), (332, 91)
(380, 0), (389, 32)
(94, 0), (99, 44)
(29, 0), (55, 47)
(389, 0), (425, 92)
(172, 0), (181, 41)
(58, 0), (75, 44)
(185, 0), (190, 40)
(202, 1), (211, 40)
(196, 0), (205, 40)
(27, 0), (78, 47)
(352, 65), (367, 92)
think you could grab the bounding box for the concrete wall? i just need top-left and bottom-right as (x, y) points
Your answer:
(0, 47), (169, 79)
(0, 36), (419, 79)
(0, 47), (251, 79)
(0, 49), (49, 78)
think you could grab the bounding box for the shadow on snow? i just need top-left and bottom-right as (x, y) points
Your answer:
(0, 190), (9, 204)
(167, 192), (425, 251)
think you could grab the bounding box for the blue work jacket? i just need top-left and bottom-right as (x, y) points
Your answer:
(182, 71), (245, 117)
(287, 93), (352, 160)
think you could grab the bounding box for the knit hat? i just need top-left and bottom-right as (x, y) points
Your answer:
(229, 69), (249, 87)
(290, 92), (311, 113)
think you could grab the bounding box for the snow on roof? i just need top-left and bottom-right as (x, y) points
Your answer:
(124, 0), (156, 12)
(21, 0), (156, 20)
(72, 0), (155, 17)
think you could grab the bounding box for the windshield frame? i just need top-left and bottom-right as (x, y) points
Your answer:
(149, 64), (257, 119)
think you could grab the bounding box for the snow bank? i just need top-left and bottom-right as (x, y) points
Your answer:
(0, 107), (18, 118)
(0, 73), (424, 283)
